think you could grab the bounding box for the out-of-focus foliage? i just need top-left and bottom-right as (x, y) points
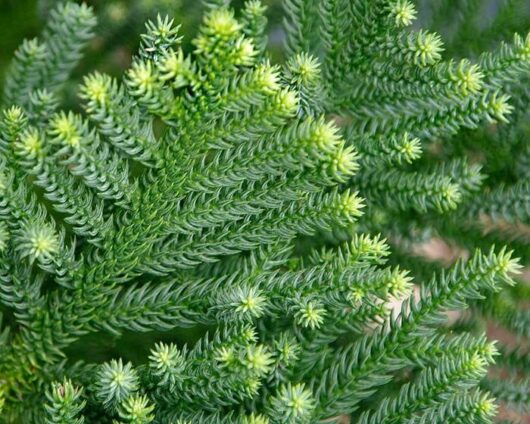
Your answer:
(0, 0), (41, 83)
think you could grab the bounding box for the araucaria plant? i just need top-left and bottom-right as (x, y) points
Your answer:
(0, 0), (528, 422)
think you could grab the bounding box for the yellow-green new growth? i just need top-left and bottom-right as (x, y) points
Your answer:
(275, 89), (300, 113)
(233, 38), (257, 66)
(396, 133), (422, 163)
(476, 393), (498, 419)
(268, 383), (316, 423)
(385, 268), (413, 298)
(215, 346), (236, 367)
(118, 394), (155, 424)
(0, 223), (8, 253)
(287, 53), (321, 85)
(255, 64), (281, 93)
(311, 119), (342, 152)
(244, 0), (267, 16)
(486, 92), (514, 123)
(294, 300), (326, 329)
(330, 145), (359, 180)
(244, 345), (274, 375)
(440, 183), (462, 210)
(3, 106), (25, 127)
(94, 360), (139, 409)
(410, 30), (444, 66)
(338, 190), (365, 217)
(273, 335), (301, 365)
(235, 287), (268, 318)
(17, 128), (43, 158)
(127, 61), (158, 97)
(49, 113), (82, 148)
(389, 0), (417, 27)
(81, 72), (110, 105)
(148, 343), (185, 388)
(45, 379), (86, 424)
(243, 413), (270, 424)
(204, 8), (242, 37)
(158, 49), (194, 86)
(453, 61), (485, 95)
(16, 221), (59, 263)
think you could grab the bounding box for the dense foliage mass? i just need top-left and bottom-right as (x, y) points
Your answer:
(0, 0), (528, 423)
